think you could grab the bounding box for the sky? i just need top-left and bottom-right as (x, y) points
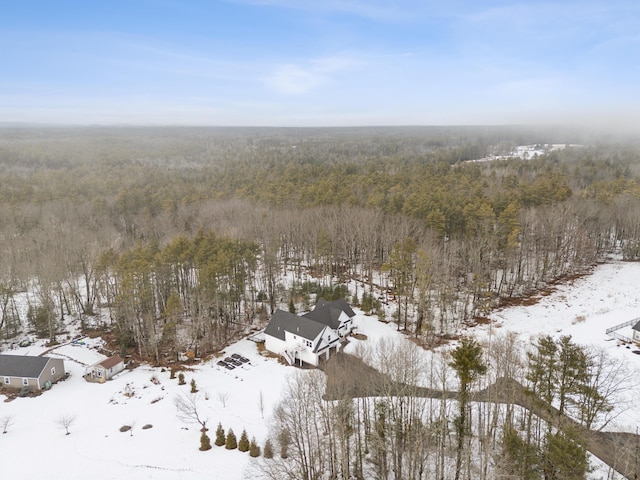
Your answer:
(1, 0), (639, 127)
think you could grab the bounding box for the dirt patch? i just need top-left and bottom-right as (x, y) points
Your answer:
(409, 332), (460, 350)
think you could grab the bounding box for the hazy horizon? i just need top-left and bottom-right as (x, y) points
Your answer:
(2, 1), (639, 130)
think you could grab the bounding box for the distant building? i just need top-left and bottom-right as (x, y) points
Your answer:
(0, 354), (65, 390)
(263, 299), (356, 366)
(84, 355), (125, 383)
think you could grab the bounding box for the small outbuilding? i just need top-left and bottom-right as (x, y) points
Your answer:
(633, 321), (640, 345)
(85, 355), (125, 383)
(0, 354), (65, 390)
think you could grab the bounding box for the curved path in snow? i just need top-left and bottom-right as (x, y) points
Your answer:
(322, 352), (640, 480)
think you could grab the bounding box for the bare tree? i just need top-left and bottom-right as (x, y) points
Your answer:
(218, 391), (229, 408)
(258, 390), (265, 419)
(57, 413), (76, 435)
(1, 414), (14, 434)
(174, 392), (208, 431)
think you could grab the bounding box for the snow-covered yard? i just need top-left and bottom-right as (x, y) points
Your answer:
(1, 260), (640, 479)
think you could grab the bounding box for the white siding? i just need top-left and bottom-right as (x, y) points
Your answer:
(264, 335), (288, 356)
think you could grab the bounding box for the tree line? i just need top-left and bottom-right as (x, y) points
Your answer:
(0, 127), (639, 361)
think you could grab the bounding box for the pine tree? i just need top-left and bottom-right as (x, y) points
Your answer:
(450, 336), (487, 480)
(199, 431), (212, 451)
(499, 426), (540, 479)
(178, 372), (186, 385)
(278, 429), (291, 459)
(541, 428), (588, 480)
(225, 428), (237, 450)
(190, 378), (198, 393)
(263, 439), (274, 459)
(214, 423), (225, 447)
(238, 429), (250, 452)
(288, 298), (296, 313)
(249, 437), (261, 457)
(170, 367), (176, 379)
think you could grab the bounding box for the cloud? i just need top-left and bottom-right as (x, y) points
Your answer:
(265, 55), (360, 95)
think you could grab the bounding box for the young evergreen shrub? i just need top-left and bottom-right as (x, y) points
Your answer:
(199, 431), (212, 451)
(225, 429), (237, 450)
(238, 429), (250, 452)
(190, 378), (198, 393)
(278, 429), (291, 459)
(249, 437), (261, 457)
(288, 298), (296, 313)
(178, 373), (186, 385)
(263, 439), (274, 459)
(170, 367), (176, 379)
(214, 423), (225, 447)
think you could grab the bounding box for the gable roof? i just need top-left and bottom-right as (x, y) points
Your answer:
(0, 354), (51, 378)
(99, 355), (123, 369)
(264, 309), (327, 342)
(303, 305), (344, 330)
(633, 320), (640, 332)
(314, 298), (355, 318)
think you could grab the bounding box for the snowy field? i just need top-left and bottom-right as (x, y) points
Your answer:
(1, 260), (640, 479)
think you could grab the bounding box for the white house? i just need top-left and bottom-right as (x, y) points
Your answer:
(264, 309), (341, 366)
(84, 354), (125, 383)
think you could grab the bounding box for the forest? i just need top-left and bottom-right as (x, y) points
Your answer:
(0, 125), (639, 357)
(1, 125), (640, 479)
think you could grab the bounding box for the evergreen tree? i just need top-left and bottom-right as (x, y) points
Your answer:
(199, 431), (212, 451)
(238, 429), (250, 452)
(288, 298), (296, 313)
(178, 372), (186, 385)
(526, 335), (558, 405)
(499, 426), (540, 480)
(214, 423), (225, 447)
(556, 336), (588, 417)
(263, 439), (274, 459)
(249, 437), (261, 457)
(541, 428), (588, 480)
(225, 428), (237, 450)
(169, 367), (176, 379)
(190, 378), (198, 393)
(450, 336), (487, 480)
(277, 428), (291, 459)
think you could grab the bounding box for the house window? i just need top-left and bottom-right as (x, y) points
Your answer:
(22, 378), (29, 386)
(96, 371), (102, 378)
(305, 340), (312, 348)
(51, 367), (56, 375)
(3, 377), (9, 385)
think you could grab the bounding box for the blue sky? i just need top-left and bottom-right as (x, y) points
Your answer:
(1, 0), (639, 127)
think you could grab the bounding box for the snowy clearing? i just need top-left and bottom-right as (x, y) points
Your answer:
(1, 260), (640, 479)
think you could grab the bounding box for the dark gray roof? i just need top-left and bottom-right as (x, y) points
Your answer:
(315, 298), (355, 318)
(633, 320), (640, 332)
(265, 309), (327, 341)
(303, 305), (344, 330)
(0, 354), (50, 378)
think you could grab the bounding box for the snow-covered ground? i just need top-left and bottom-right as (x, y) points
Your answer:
(469, 143), (583, 163)
(1, 260), (640, 479)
